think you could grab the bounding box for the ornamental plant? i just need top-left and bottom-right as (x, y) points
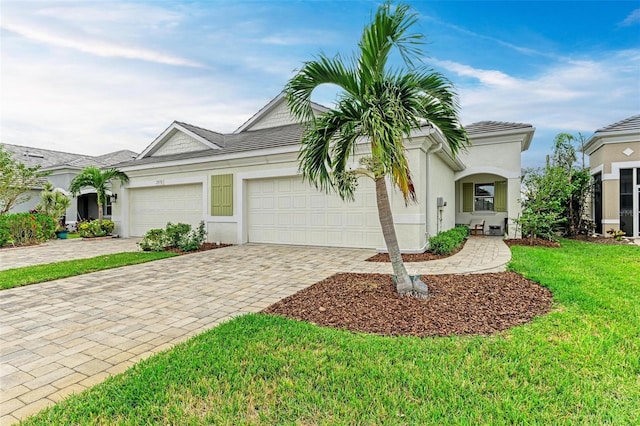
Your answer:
(0, 212), (56, 247)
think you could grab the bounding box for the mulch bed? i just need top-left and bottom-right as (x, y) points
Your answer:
(264, 272), (553, 337)
(366, 240), (465, 262)
(164, 242), (232, 254)
(567, 235), (636, 245)
(504, 238), (561, 248)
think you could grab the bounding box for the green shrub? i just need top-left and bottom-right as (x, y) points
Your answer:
(428, 225), (468, 255)
(78, 219), (114, 238)
(178, 221), (207, 252)
(139, 228), (167, 252)
(139, 222), (205, 252)
(165, 222), (192, 247)
(101, 219), (115, 235)
(0, 213), (56, 247)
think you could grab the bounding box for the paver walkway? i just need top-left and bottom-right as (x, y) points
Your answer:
(0, 237), (510, 424)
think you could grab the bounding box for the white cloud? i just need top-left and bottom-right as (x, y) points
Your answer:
(620, 8), (640, 26)
(436, 50), (640, 133)
(1, 20), (204, 67)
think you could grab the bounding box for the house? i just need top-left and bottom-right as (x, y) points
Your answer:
(112, 94), (533, 252)
(584, 115), (640, 238)
(0, 143), (137, 225)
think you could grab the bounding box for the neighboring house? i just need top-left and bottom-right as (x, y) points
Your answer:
(584, 115), (640, 238)
(112, 94), (533, 252)
(1, 143), (137, 224)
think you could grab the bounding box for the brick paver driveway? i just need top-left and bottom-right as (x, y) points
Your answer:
(0, 237), (510, 424)
(0, 244), (374, 423)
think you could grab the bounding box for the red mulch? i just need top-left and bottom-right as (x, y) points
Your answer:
(366, 240), (466, 262)
(263, 272), (553, 337)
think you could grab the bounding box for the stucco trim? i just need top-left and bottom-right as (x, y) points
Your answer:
(453, 166), (519, 180)
(603, 160), (640, 181)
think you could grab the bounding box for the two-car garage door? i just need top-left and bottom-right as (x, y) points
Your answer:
(128, 184), (203, 237)
(247, 176), (381, 248)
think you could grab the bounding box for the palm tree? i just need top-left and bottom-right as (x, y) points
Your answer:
(285, 2), (468, 297)
(69, 166), (129, 223)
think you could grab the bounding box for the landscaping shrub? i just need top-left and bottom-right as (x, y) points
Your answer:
(165, 222), (192, 248)
(138, 228), (167, 252)
(0, 213), (56, 247)
(139, 221), (207, 252)
(428, 225), (468, 255)
(178, 221), (207, 252)
(78, 219), (115, 238)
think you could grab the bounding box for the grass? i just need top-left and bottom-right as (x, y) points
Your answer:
(0, 252), (177, 290)
(22, 240), (640, 424)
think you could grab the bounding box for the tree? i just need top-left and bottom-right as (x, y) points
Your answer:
(35, 182), (72, 231)
(285, 2), (467, 297)
(517, 133), (592, 241)
(0, 146), (47, 214)
(69, 166), (129, 223)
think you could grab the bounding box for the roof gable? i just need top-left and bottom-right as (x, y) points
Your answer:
(137, 121), (223, 159)
(234, 92), (328, 133)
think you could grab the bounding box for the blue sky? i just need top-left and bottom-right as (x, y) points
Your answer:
(1, 1), (639, 168)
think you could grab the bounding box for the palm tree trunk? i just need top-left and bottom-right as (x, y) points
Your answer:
(375, 177), (428, 297)
(97, 200), (103, 223)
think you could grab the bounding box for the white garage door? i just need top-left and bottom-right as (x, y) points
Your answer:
(247, 176), (381, 248)
(128, 184), (203, 237)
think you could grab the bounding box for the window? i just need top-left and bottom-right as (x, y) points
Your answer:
(103, 196), (113, 216)
(474, 183), (494, 211)
(463, 181), (507, 213)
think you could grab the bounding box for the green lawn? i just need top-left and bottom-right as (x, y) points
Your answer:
(22, 240), (640, 424)
(0, 252), (177, 290)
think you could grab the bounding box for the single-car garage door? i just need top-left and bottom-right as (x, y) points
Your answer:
(128, 184), (203, 237)
(247, 176), (381, 248)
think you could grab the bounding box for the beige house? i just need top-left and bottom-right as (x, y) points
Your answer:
(584, 115), (640, 238)
(112, 94), (534, 252)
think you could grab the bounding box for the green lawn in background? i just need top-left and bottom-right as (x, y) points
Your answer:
(21, 240), (640, 424)
(0, 252), (177, 290)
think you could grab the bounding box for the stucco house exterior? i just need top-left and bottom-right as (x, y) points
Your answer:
(112, 94), (533, 252)
(1, 143), (137, 225)
(584, 114), (640, 238)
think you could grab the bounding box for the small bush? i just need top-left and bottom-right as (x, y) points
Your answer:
(178, 221), (207, 252)
(139, 228), (167, 252)
(0, 213), (56, 247)
(165, 222), (192, 247)
(139, 222), (206, 252)
(78, 219), (114, 238)
(428, 225), (468, 255)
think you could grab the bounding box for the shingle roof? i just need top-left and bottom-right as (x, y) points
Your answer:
(595, 114), (640, 133)
(0, 143), (138, 170)
(116, 123), (304, 167)
(465, 121), (533, 135)
(176, 121), (225, 146)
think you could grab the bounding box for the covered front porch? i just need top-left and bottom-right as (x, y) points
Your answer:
(454, 172), (521, 238)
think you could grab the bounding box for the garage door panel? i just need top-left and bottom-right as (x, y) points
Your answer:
(129, 184), (202, 237)
(248, 176), (380, 248)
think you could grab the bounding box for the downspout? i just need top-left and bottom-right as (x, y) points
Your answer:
(426, 141), (443, 243)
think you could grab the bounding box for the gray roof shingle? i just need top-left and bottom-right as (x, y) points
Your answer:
(116, 123), (304, 167)
(465, 121), (533, 135)
(595, 115), (640, 133)
(0, 143), (138, 170)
